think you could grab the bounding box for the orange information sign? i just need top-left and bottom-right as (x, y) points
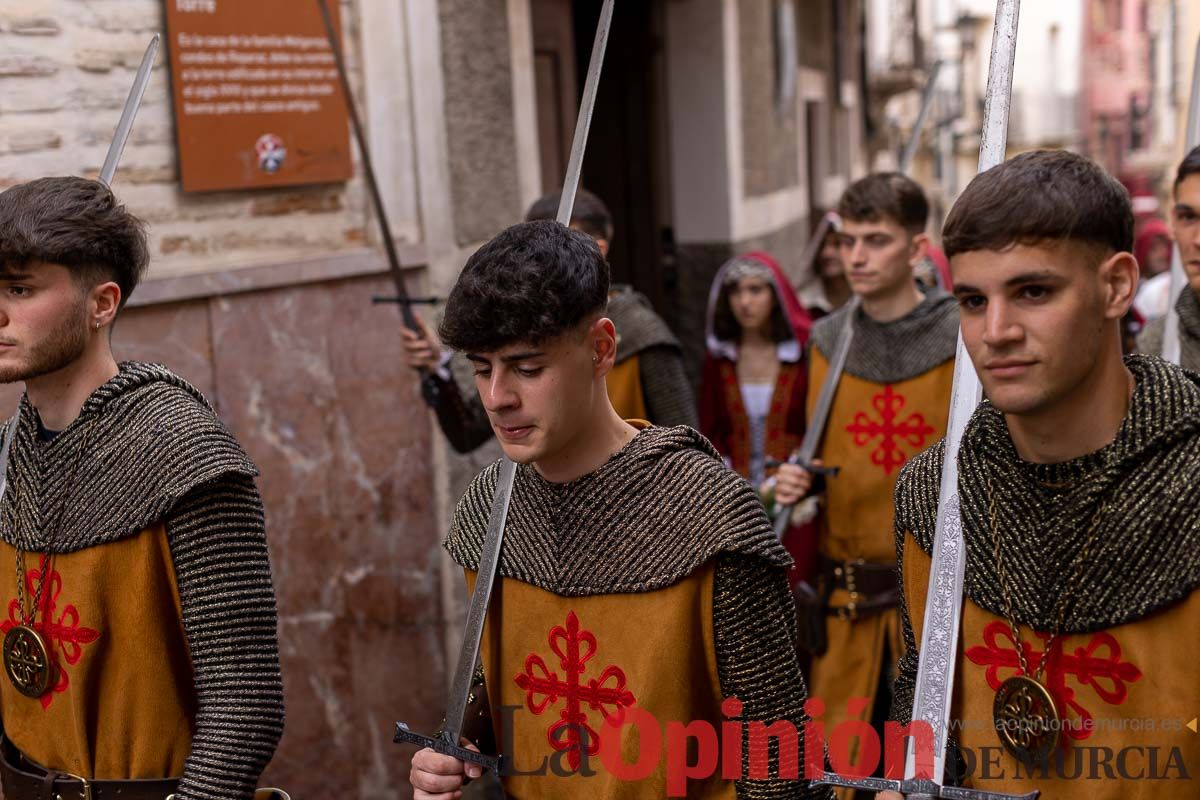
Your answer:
(164, 0), (353, 192)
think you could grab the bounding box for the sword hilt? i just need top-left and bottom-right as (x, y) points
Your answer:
(813, 772), (1038, 799)
(765, 457), (840, 478)
(394, 722), (506, 774)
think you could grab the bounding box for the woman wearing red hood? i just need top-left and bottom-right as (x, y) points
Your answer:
(699, 252), (817, 583)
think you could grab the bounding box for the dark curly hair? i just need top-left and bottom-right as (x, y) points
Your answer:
(439, 220), (610, 353)
(0, 176), (149, 309)
(943, 150), (1133, 259)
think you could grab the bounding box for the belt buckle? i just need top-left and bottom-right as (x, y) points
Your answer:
(55, 772), (91, 800)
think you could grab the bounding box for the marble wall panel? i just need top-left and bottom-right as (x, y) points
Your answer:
(207, 275), (442, 798)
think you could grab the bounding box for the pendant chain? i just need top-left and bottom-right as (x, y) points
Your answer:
(987, 476), (1108, 681)
(13, 416), (99, 626)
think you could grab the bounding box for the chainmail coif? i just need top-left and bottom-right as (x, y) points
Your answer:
(444, 424), (791, 593)
(1137, 285), (1200, 372)
(891, 354), (1200, 731)
(0, 361), (284, 800)
(810, 290), (959, 384)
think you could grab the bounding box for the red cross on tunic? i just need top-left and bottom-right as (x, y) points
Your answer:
(514, 611), (636, 770)
(2, 556), (101, 710)
(966, 621), (1143, 742)
(845, 384), (935, 475)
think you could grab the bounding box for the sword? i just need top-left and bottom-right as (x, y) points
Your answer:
(1161, 33), (1200, 365)
(100, 35), (159, 186)
(899, 61), (944, 175)
(316, 0), (422, 332)
(393, 0), (616, 772)
(771, 295), (857, 539)
(771, 58), (941, 536)
(814, 3), (1034, 798)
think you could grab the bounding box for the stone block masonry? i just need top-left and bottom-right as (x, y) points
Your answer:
(0, 0), (375, 280)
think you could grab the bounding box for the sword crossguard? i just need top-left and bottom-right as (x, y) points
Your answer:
(796, 459), (839, 478)
(813, 773), (1038, 800)
(765, 458), (840, 478)
(393, 723), (506, 774)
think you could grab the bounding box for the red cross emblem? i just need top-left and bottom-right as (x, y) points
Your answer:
(2, 556), (101, 710)
(966, 621), (1143, 742)
(845, 385), (935, 474)
(514, 611), (636, 770)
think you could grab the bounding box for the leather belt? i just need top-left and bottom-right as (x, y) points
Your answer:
(0, 737), (178, 800)
(819, 556), (901, 620)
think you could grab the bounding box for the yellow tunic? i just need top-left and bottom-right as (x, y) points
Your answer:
(903, 536), (1200, 798)
(0, 524), (194, 779)
(805, 347), (953, 770)
(606, 355), (648, 423)
(468, 565), (737, 799)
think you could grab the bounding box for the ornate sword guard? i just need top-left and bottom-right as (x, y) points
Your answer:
(394, 722), (506, 774)
(813, 773), (1038, 800)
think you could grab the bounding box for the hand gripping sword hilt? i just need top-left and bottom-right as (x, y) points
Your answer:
(813, 772), (1038, 800)
(394, 722), (506, 774)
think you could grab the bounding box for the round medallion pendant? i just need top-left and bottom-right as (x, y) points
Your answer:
(3, 625), (52, 698)
(993, 674), (1060, 765)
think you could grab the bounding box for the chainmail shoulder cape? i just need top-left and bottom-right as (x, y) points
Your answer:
(444, 424), (791, 595)
(810, 290), (958, 384)
(1137, 286), (1200, 372)
(608, 284), (681, 362)
(895, 354), (1200, 635)
(0, 361), (257, 553)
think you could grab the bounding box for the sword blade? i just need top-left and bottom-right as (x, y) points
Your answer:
(100, 35), (159, 187)
(797, 296), (859, 468)
(441, 457), (516, 741)
(899, 60), (944, 174)
(438, 0), (615, 741)
(906, 0), (1020, 784)
(556, 0), (615, 226)
(316, 0), (421, 330)
(1161, 33), (1200, 365)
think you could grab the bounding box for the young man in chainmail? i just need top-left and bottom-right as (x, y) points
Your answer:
(400, 189), (696, 453)
(785, 174), (958, 781)
(0, 177), (284, 799)
(881, 150), (1199, 799)
(1138, 144), (1200, 366)
(408, 220), (831, 799)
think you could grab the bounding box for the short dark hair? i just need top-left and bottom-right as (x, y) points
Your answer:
(943, 150), (1133, 259)
(1175, 145), (1200, 194)
(439, 220), (609, 353)
(524, 188), (614, 242)
(0, 177), (148, 308)
(837, 173), (929, 235)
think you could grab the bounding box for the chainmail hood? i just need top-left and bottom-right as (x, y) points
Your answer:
(607, 284), (680, 362)
(445, 424), (791, 595)
(0, 361), (257, 553)
(811, 290), (959, 383)
(897, 354), (1200, 632)
(1137, 285), (1200, 371)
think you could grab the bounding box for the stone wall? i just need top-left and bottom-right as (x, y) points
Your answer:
(0, 0), (375, 280)
(739, 0), (800, 198)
